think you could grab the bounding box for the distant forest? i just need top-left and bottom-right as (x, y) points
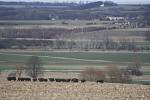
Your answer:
(0, 1), (149, 20)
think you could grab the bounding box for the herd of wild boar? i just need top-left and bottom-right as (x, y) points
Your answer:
(7, 76), (104, 83)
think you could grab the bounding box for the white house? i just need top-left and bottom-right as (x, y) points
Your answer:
(106, 16), (125, 21)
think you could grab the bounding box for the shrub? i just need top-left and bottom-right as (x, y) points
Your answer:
(80, 67), (106, 82)
(61, 21), (68, 25)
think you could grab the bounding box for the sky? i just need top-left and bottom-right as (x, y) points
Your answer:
(1, 0), (150, 4)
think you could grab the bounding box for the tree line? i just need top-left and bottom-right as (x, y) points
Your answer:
(0, 39), (150, 51)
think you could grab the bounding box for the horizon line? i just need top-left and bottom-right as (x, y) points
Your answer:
(0, 0), (150, 5)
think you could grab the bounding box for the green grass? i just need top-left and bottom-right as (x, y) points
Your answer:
(2, 51), (150, 62)
(144, 72), (150, 75)
(0, 20), (104, 26)
(0, 65), (15, 70)
(131, 80), (150, 85)
(0, 51), (150, 70)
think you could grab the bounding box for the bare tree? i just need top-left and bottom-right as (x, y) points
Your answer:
(80, 67), (106, 82)
(106, 64), (132, 83)
(106, 64), (122, 83)
(127, 53), (143, 76)
(120, 68), (132, 83)
(25, 56), (43, 78)
(15, 64), (24, 78)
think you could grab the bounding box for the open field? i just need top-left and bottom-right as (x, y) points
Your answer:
(1, 50), (150, 84)
(0, 82), (150, 100)
(0, 20), (113, 29)
(0, 51), (150, 70)
(0, 20), (108, 25)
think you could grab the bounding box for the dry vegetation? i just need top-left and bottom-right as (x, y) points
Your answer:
(0, 82), (150, 100)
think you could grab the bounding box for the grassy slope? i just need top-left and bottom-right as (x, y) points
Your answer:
(0, 51), (150, 70)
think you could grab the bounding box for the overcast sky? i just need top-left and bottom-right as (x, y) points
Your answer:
(1, 0), (150, 4)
